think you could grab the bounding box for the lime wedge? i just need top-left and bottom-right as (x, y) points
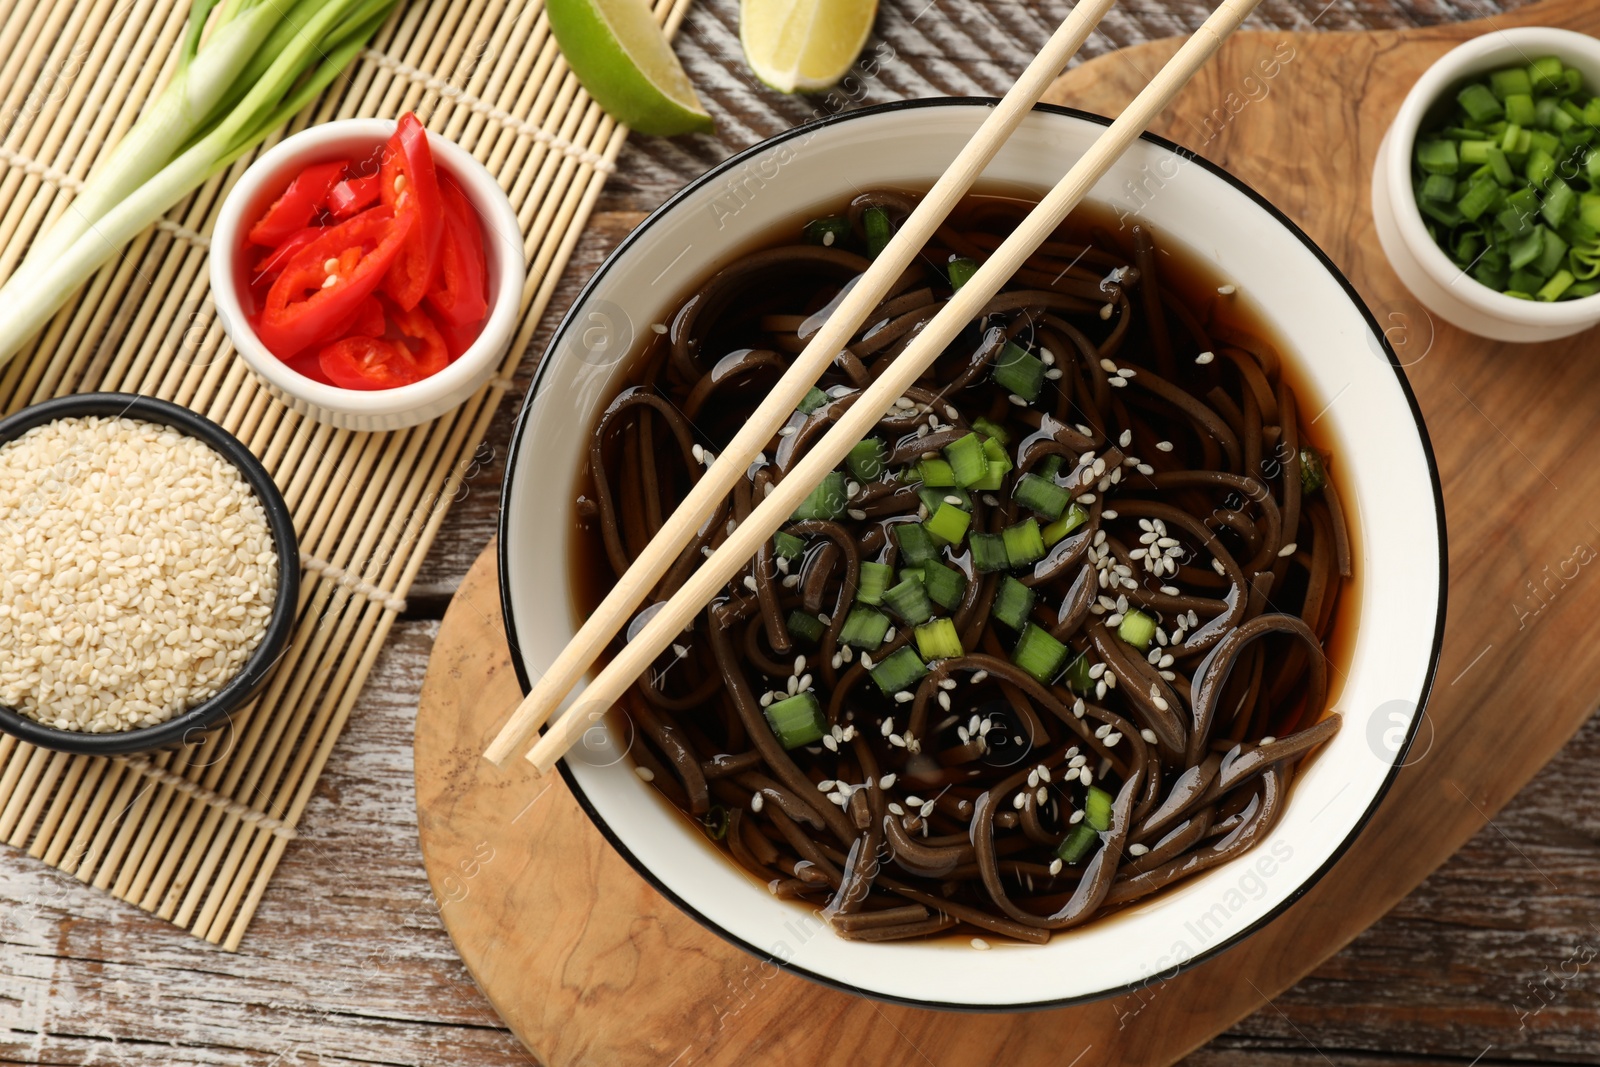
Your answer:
(547, 0), (713, 136)
(740, 0), (878, 94)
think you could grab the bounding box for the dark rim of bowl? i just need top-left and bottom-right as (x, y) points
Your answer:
(0, 393), (300, 756)
(495, 98), (1450, 1013)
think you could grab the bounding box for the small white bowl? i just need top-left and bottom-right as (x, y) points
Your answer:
(211, 119), (524, 432)
(1372, 27), (1600, 342)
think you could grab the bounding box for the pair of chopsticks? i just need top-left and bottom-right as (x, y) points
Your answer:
(488, 0), (1263, 774)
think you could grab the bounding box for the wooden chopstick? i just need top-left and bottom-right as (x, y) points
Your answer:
(525, 0), (1266, 773)
(483, 0), (1122, 765)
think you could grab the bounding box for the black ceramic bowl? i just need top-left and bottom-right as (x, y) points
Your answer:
(0, 393), (299, 755)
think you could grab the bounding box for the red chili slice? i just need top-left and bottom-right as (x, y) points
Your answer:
(319, 336), (426, 390)
(254, 207), (414, 358)
(252, 226), (322, 281)
(328, 174), (382, 219)
(247, 161), (346, 247)
(331, 295), (386, 340)
(389, 302), (451, 378)
(426, 176), (489, 329)
(378, 113), (444, 311)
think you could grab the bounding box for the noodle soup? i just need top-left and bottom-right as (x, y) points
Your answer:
(570, 190), (1354, 946)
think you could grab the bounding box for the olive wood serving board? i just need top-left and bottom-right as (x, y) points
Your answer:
(415, 1), (1600, 1061)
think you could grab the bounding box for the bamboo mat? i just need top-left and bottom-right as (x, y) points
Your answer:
(0, 0), (688, 948)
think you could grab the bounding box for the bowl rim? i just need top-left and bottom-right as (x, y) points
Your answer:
(1381, 25), (1600, 324)
(496, 97), (1449, 1011)
(0, 392), (301, 756)
(209, 117), (525, 419)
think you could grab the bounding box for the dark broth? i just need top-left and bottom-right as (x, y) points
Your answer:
(568, 188), (1358, 945)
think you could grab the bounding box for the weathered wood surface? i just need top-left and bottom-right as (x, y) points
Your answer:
(15, 0), (1600, 1063)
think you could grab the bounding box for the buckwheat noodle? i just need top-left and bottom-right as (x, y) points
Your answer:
(571, 190), (1351, 944)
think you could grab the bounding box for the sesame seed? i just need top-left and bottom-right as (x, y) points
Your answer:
(1217, 284), (1236, 295)
(1260, 735), (1277, 745)
(1100, 303), (1114, 320)
(822, 735), (838, 752)
(1069, 810), (1085, 824)
(882, 717), (895, 737)
(1140, 728), (1159, 744)
(1108, 376), (1127, 388)
(894, 691), (914, 704)
(1278, 542), (1298, 557)
(650, 323), (668, 335)
(751, 792), (765, 812)
(1195, 351), (1215, 365)
(759, 692), (774, 707)
(971, 670), (989, 684)
(847, 508), (868, 520)
(1008, 394), (1028, 406)
(1128, 843), (1150, 856)
(635, 766), (655, 782)
(1156, 440), (1174, 452)
(972, 938), (991, 951)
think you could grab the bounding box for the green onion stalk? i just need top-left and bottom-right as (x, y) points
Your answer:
(0, 0), (401, 364)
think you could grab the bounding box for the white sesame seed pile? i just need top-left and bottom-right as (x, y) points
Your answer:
(0, 417), (278, 732)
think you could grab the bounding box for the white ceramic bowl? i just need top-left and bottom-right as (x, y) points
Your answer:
(1373, 27), (1600, 342)
(500, 100), (1446, 1009)
(211, 119), (524, 432)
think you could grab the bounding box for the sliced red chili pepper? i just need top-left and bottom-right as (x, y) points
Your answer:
(328, 174), (382, 219)
(319, 336), (426, 390)
(330, 295), (386, 340)
(425, 176), (489, 329)
(247, 161), (346, 247)
(389, 302), (451, 378)
(252, 226), (322, 280)
(254, 207), (413, 358)
(378, 113), (444, 311)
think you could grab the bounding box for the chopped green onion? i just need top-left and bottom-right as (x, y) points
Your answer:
(764, 692), (825, 749)
(864, 206), (892, 258)
(787, 610), (826, 644)
(924, 502), (971, 546)
(1063, 651), (1095, 693)
(791, 471), (848, 521)
(1055, 823), (1099, 864)
(1013, 472), (1073, 520)
(992, 576), (1035, 631)
(883, 576), (934, 626)
(969, 532), (1009, 573)
(857, 561), (892, 606)
(914, 618), (963, 660)
(918, 559), (967, 610)
(1084, 785), (1114, 831)
(1539, 268), (1576, 300)
(1117, 610), (1157, 649)
(1043, 503), (1090, 546)
(870, 646), (927, 694)
(972, 416), (1009, 445)
(1299, 447), (1327, 494)
(1458, 82), (1504, 122)
(916, 457), (957, 487)
(773, 531), (806, 560)
(894, 522), (938, 566)
(1012, 623), (1068, 684)
(944, 432), (989, 487)
(1504, 92), (1537, 126)
(1490, 67), (1533, 100)
(947, 255), (978, 290)
(993, 342), (1045, 402)
(1416, 139), (1459, 175)
(803, 215), (851, 247)
(1529, 56), (1566, 93)
(917, 485), (972, 514)
(1419, 173), (1458, 201)
(1002, 519), (1047, 568)
(847, 438), (887, 483)
(797, 386), (829, 414)
(840, 607), (891, 650)
(971, 436), (1013, 491)
(702, 805), (731, 840)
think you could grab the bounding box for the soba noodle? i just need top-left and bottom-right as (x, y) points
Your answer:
(571, 190), (1351, 944)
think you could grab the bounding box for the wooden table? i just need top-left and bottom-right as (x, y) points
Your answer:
(7, 0), (1599, 1064)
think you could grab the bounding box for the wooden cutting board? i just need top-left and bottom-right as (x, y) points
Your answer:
(415, 1), (1600, 1062)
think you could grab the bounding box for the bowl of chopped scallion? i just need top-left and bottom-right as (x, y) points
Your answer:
(1373, 27), (1600, 342)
